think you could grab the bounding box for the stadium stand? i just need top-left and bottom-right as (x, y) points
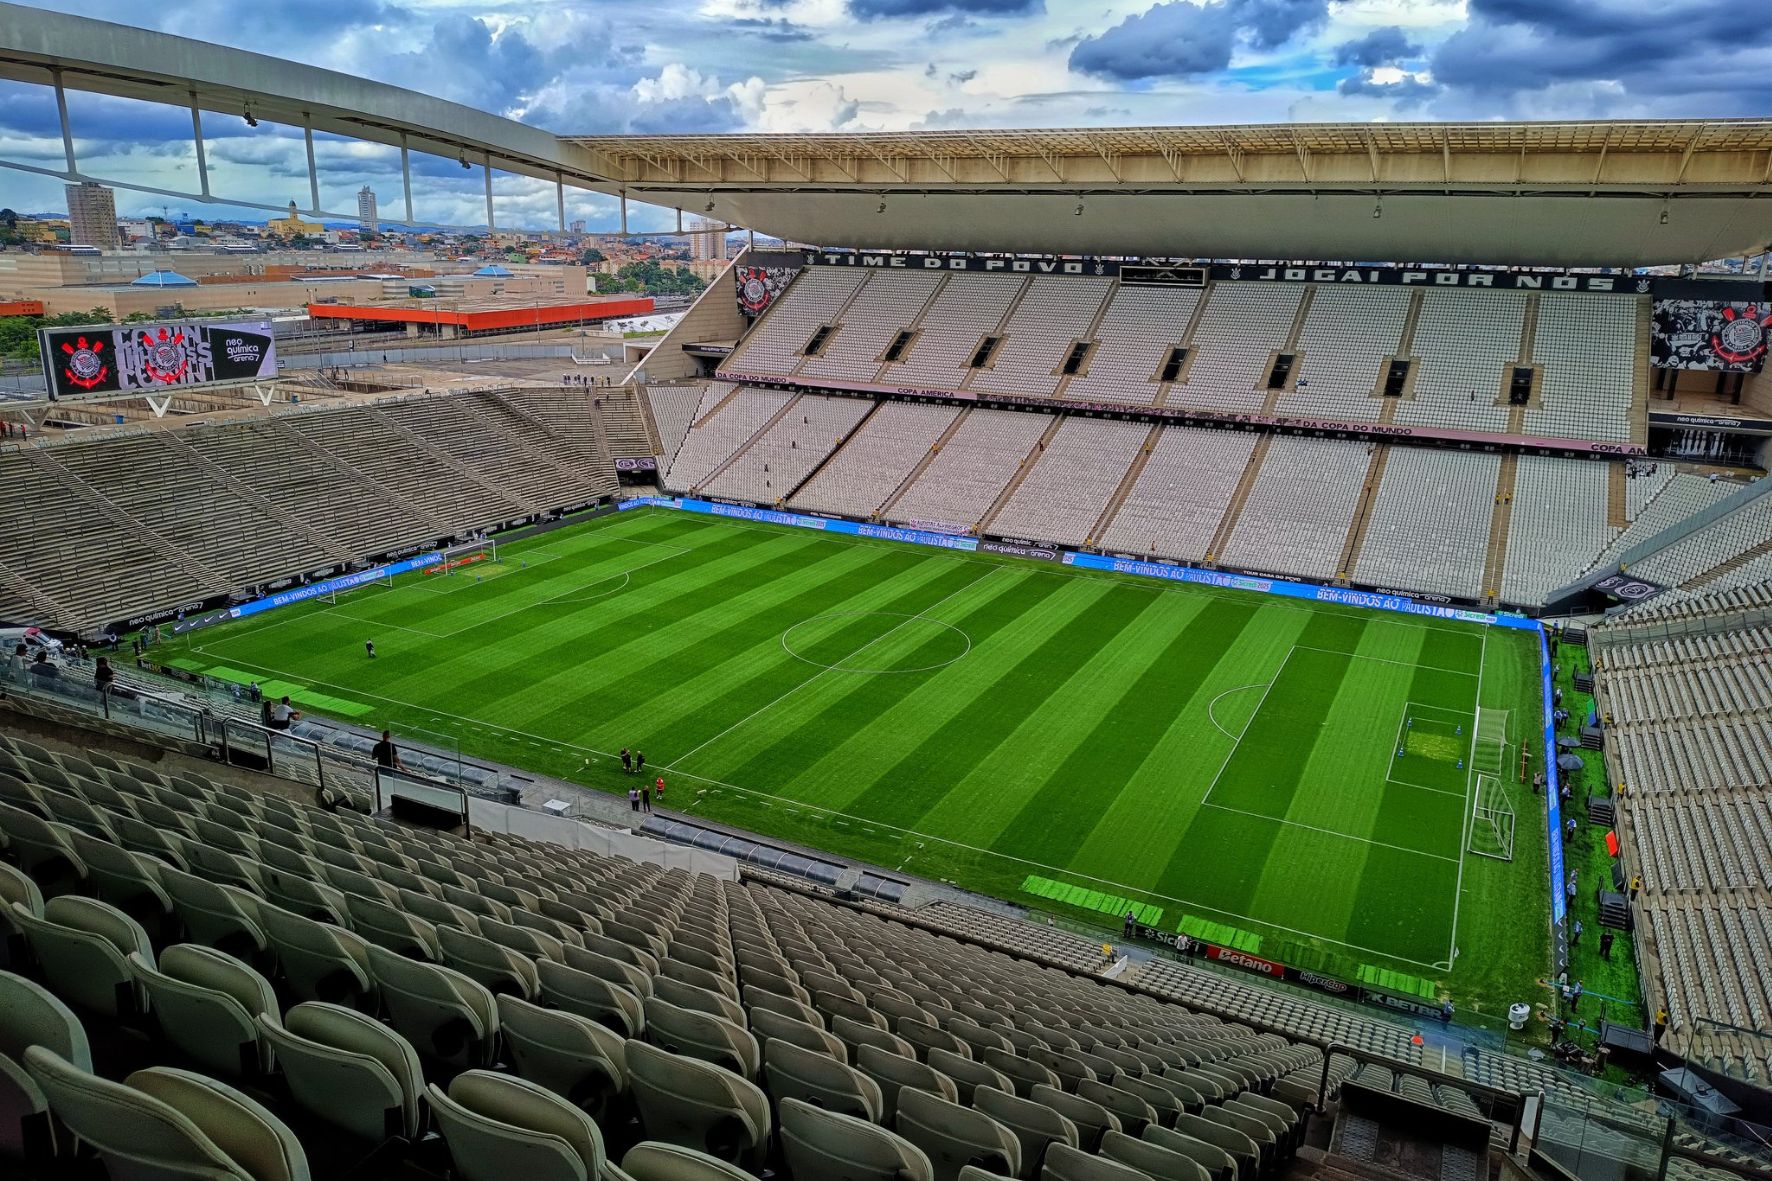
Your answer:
(1217, 436), (1371, 581)
(882, 274), (1027, 388)
(1623, 482), (1772, 590)
(1525, 294), (1638, 444)
(642, 383), (704, 470)
(0, 699), (1549, 1181)
(1061, 286), (1204, 407)
(968, 276), (1115, 398)
(1095, 428), (1258, 562)
(985, 418), (1147, 547)
(661, 387), (795, 493)
(1351, 448), (1500, 601)
(788, 401), (963, 520)
(1284, 287), (1413, 421)
(700, 394), (874, 506)
(883, 408), (1051, 531)
(1392, 290), (1523, 433)
(798, 271), (947, 383)
(1164, 284), (1304, 414)
(1500, 457), (1617, 606)
(1589, 474), (1739, 572)
(0, 392), (622, 634)
(727, 267), (871, 376)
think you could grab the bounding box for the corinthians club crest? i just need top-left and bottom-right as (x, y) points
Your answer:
(1711, 304), (1772, 366)
(57, 335), (109, 391)
(735, 265), (798, 317)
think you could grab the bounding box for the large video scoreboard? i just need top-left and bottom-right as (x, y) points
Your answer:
(38, 318), (278, 401)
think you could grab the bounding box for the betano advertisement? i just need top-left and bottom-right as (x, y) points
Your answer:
(39, 318), (278, 400)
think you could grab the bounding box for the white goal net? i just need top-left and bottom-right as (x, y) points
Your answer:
(1469, 773), (1516, 862)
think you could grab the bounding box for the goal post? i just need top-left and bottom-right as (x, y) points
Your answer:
(426, 538), (499, 575)
(1473, 707), (1509, 776)
(1469, 773), (1516, 862)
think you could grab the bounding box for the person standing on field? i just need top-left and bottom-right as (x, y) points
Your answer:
(653, 776), (665, 808)
(635, 751), (646, 777)
(620, 748), (632, 774)
(365, 639), (376, 659)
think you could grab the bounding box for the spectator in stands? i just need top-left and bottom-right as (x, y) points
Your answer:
(5, 642), (23, 682)
(269, 696), (300, 731)
(1440, 1000), (1453, 1025)
(247, 682), (262, 704)
(1123, 911), (1137, 938)
(1654, 1007), (1668, 1042)
(27, 651), (57, 680)
(372, 730), (405, 772)
(628, 785), (640, 812)
(93, 657), (114, 695)
(1629, 874), (1642, 899)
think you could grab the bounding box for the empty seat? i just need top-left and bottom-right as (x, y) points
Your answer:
(367, 944), (498, 1069)
(497, 994), (627, 1122)
(1100, 1129), (1212, 1181)
(428, 1069), (612, 1181)
(161, 867), (269, 965)
(896, 1084), (1021, 1181)
(258, 902), (375, 1010)
(11, 895), (149, 1017)
(1144, 1125), (1237, 1181)
(438, 924), (541, 1000)
(749, 1006), (848, 1062)
(1042, 1141), (1155, 1181)
(779, 1095), (934, 1181)
(1029, 1085), (1120, 1153)
(625, 1039), (772, 1170)
(130, 944), (277, 1077)
(974, 1086), (1080, 1180)
(255, 1002), (426, 1143)
(0, 970), (89, 1160)
(25, 1046), (309, 1181)
(644, 996), (759, 1080)
(621, 1140), (756, 1180)
(762, 1036), (883, 1122)
(539, 959), (645, 1039)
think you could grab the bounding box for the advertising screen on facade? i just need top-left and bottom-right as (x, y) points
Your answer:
(38, 318), (278, 400)
(1651, 301), (1772, 371)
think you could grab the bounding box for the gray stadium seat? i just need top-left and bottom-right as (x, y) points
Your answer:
(625, 1039), (771, 1170)
(130, 944), (278, 1077)
(779, 1095), (933, 1181)
(762, 1036), (883, 1122)
(256, 1002), (426, 1143)
(620, 1140), (755, 1180)
(644, 996), (760, 1080)
(0, 971), (88, 1161)
(367, 944), (499, 1069)
(1029, 1085), (1121, 1154)
(856, 1043), (961, 1123)
(1041, 1142), (1154, 1181)
(428, 1069), (611, 1181)
(11, 895), (149, 1017)
(895, 1084), (1021, 1181)
(497, 994), (627, 1121)
(539, 959), (646, 1039)
(258, 901), (375, 1009)
(973, 1086), (1081, 1179)
(1100, 1129), (1211, 1181)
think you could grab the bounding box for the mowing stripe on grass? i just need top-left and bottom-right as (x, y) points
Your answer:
(1022, 875), (1164, 927)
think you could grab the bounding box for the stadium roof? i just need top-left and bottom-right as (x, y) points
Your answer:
(3, 4), (1770, 266)
(129, 270), (197, 287)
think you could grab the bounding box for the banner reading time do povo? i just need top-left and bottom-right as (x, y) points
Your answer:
(39, 318), (278, 400)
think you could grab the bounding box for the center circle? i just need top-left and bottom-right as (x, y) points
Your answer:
(782, 611), (971, 674)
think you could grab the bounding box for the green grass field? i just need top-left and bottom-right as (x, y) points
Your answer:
(176, 507), (1552, 1014)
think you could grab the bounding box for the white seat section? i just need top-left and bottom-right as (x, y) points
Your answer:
(969, 276), (1115, 397)
(788, 402), (963, 520)
(661, 388), (794, 493)
(1063, 286), (1203, 406)
(1097, 427), (1257, 562)
(1218, 436), (1370, 580)
(987, 418), (1147, 547)
(645, 384), (706, 470)
(702, 395), (876, 505)
(800, 272), (946, 382)
(882, 274), (1026, 389)
(1626, 462), (1677, 518)
(1525, 293), (1638, 443)
(1394, 289), (1523, 433)
(884, 409), (1051, 532)
(730, 269), (870, 375)
(1628, 486), (1772, 588)
(1284, 287), (1413, 421)
(1352, 448), (1500, 600)
(1500, 454), (1616, 604)
(1166, 284), (1303, 413)
(1589, 474), (1736, 571)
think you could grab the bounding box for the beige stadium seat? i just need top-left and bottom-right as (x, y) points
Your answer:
(539, 958), (646, 1039)
(624, 1039), (771, 1170)
(344, 892), (439, 960)
(1225, 1093), (1303, 1148)
(928, 1046), (1014, 1106)
(1100, 1129), (1211, 1181)
(367, 944), (498, 1070)
(11, 895), (150, 1017)
(497, 995), (627, 1121)
(438, 924), (541, 1000)
(1041, 1142), (1154, 1181)
(762, 1036), (883, 1122)
(620, 1140), (755, 1180)
(159, 867), (269, 965)
(748, 1006), (847, 1062)
(26, 1047), (309, 1181)
(567, 944), (656, 999)
(1172, 1114), (1257, 1181)
(896, 1084), (1021, 1181)
(0, 802), (86, 897)
(258, 902), (375, 1010)
(0, 971), (89, 1161)
(1143, 1126), (1236, 1181)
(743, 983), (819, 1024)
(983, 1047), (1063, 1100)
(779, 1096), (933, 1181)
(856, 1044), (961, 1123)
(256, 1002), (425, 1143)
(1200, 1106), (1274, 1169)
(644, 996), (759, 1080)
(0, 861), (43, 968)
(1029, 1085), (1120, 1154)
(654, 976), (747, 1028)
(61, 827), (174, 938)
(899, 1019), (970, 1062)
(1079, 1080), (1159, 1139)
(130, 944), (278, 1077)
(974, 1086), (1080, 1179)
(428, 1069), (612, 1181)
(258, 869), (351, 927)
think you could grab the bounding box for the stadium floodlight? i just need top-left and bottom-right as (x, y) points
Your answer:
(243, 106), (258, 127)
(459, 152), (471, 169)
(1659, 205), (1670, 225)
(1074, 200), (1084, 216)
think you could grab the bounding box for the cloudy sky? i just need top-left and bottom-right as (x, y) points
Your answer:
(3, 0), (1769, 231)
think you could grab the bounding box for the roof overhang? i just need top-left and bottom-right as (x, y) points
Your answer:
(566, 123), (1772, 267)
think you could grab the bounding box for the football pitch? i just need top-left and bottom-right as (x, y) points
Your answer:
(177, 507), (1548, 1007)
